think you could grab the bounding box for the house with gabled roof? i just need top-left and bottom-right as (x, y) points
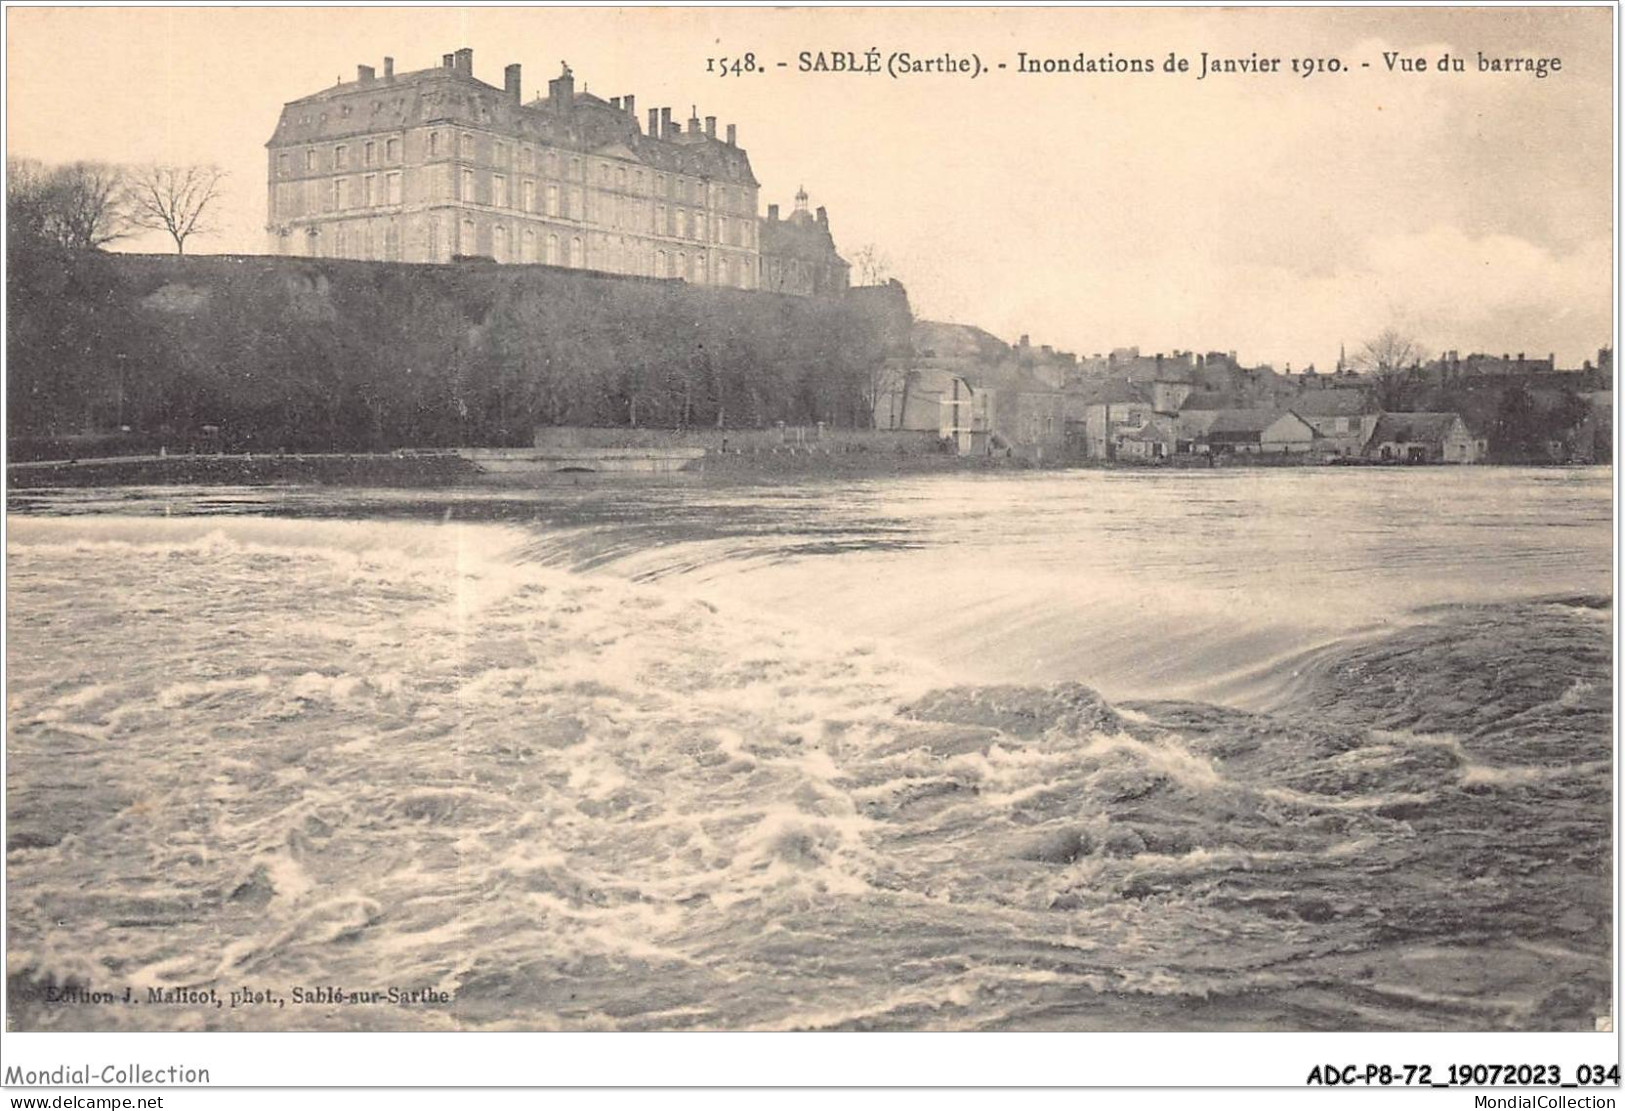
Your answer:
(1364, 412), (1484, 463)
(1200, 408), (1317, 454)
(1289, 388), (1380, 458)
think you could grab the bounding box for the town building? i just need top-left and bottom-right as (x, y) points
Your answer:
(1289, 388), (1380, 458)
(265, 49), (762, 287)
(874, 368), (990, 454)
(1200, 409), (1317, 455)
(1364, 412), (1484, 463)
(1071, 380), (1156, 460)
(1432, 351), (1557, 379)
(876, 320), (1068, 459)
(758, 188), (850, 296)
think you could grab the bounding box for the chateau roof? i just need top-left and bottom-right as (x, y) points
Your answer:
(268, 57), (758, 186)
(760, 213), (845, 264)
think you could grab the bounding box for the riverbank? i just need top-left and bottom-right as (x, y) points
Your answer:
(7, 447), (1603, 489)
(6, 452), (484, 489)
(6, 445), (1047, 488)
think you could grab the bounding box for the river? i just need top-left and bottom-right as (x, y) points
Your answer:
(5, 466), (1613, 1031)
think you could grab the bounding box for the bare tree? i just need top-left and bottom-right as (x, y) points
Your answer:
(51, 162), (129, 249)
(850, 243), (891, 286)
(1352, 327), (1430, 408)
(124, 164), (226, 255)
(8, 159), (128, 250)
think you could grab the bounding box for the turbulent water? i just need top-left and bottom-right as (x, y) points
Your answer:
(5, 468), (1613, 1031)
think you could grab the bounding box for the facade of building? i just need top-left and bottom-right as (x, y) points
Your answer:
(874, 368), (990, 454)
(265, 49), (761, 287)
(1289, 388), (1380, 457)
(1201, 409), (1317, 454)
(1073, 380), (1155, 460)
(758, 189), (850, 296)
(1364, 412), (1484, 463)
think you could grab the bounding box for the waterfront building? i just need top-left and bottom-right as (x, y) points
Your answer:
(1364, 413), (1484, 463)
(1289, 388), (1380, 458)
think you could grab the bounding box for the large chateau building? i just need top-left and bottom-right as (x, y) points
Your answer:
(266, 48), (852, 295)
(265, 48), (763, 287)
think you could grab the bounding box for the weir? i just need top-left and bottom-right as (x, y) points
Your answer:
(458, 446), (708, 476)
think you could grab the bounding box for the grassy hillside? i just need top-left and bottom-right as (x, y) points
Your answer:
(8, 248), (908, 456)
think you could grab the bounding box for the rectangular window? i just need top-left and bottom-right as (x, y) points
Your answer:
(363, 175), (375, 206)
(386, 138), (400, 162)
(460, 132), (473, 158)
(305, 149), (317, 172)
(496, 142), (508, 167)
(277, 154), (291, 176)
(546, 184), (559, 217)
(523, 180), (535, 213)
(334, 145), (347, 170)
(462, 168), (474, 201)
(386, 172), (401, 204)
(493, 175), (507, 208)
(428, 132), (439, 156)
(364, 141), (376, 166)
(334, 178), (348, 209)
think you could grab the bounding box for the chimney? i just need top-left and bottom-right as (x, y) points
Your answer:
(623, 94), (635, 118)
(816, 205), (827, 226)
(726, 123), (736, 146)
(1019, 334), (1030, 348)
(705, 115), (717, 138)
(547, 62), (575, 106)
(505, 63), (522, 103)
(670, 121), (682, 136)
(454, 47), (474, 76)
(661, 107), (672, 136)
(610, 96), (621, 110)
(384, 56), (394, 80)
(767, 203), (780, 221)
(688, 107), (701, 134)
(648, 108), (660, 136)
(443, 53), (455, 69)
(358, 64), (376, 84)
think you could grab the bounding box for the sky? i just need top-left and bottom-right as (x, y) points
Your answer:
(5, 5), (1615, 371)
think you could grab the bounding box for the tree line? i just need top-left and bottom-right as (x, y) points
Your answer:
(7, 159), (226, 255)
